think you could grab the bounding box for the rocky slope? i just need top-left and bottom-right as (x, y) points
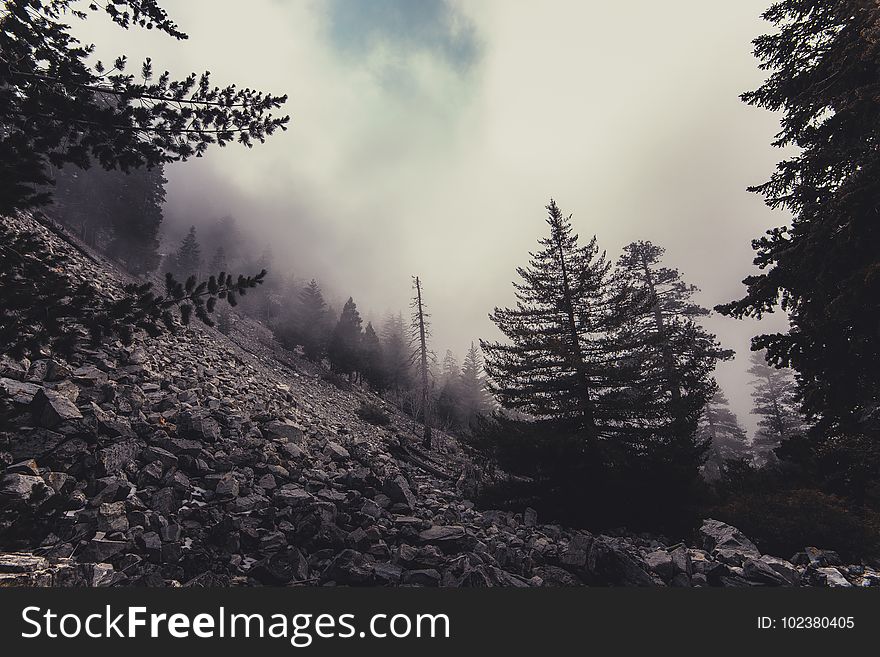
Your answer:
(1, 214), (877, 588)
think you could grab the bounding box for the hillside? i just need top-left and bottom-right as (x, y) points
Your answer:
(0, 215), (875, 588)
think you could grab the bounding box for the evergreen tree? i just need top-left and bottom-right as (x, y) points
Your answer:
(747, 350), (806, 465)
(616, 241), (731, 458)
(173, 226), (202, 279)
(0, 0), (288, 215)
(328, 297), (363, 379)
(106, 164), (166, 274)
(716, 0), (880, 437)
(296, 279), (329, 360)
(481, 199), (631, 440)
(381, 313), (412, 394)
(436, 350), (464, 430)
(699, 390), (750, 480)
(459, 342), (491, 427)
(361, 322), (387, 392)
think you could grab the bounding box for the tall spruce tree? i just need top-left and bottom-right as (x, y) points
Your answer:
(173, 226), (202, 279)
(481, 200), (630, 439)
(716, 1), (880, 438)
(699, 390), (750, 480)
(361, 322), (387, 392)
(296, 279), (329, 360)
(748, 350), (806, 465)
(381, 313), (412, 395)
(106, 164), (166, 274)
(460, 341), (490, 429)
(328, 297), (363, 379)
(436, 350), (464, 430)
(616, 241), (730, 457)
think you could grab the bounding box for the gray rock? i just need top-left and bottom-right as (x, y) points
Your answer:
(325, 442), (350, 461)
(699, 519), (760, 556)
(383, 475), (417, 511)
(402, 568), (441, 586)
(0, 473), (47, 503)
(30, 388), (82, 428)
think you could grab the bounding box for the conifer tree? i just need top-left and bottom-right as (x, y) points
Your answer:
(296, 279), (330, 361)
(173, 226), (202, 279)
(699, 390), (750, 480)
(716, 0), (880, 437)
(381, 313), (412, 395)
(436, 350), (464, 430)
(747, 350), (806, 465)
(616, 241), (731, 454)
(209, 246), (228, 274)
(328, 297), (363, 379)
(361, 322), (387, 392)
(460, 341), (491, 427)
(106, 164), (166, 274)
(481, 200), (629, 439)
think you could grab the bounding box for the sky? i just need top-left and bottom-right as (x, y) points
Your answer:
(71, 0), (792, 435)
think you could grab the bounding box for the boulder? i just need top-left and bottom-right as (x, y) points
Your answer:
(383, 475), (417, 511)
(699, 519), (760, 556)
(30, 388), (82, 428)
(586, 536), (656, 586)
(322, 549), (374, 585)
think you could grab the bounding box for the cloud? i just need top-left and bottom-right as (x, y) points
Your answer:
(69, 0), (790, 435)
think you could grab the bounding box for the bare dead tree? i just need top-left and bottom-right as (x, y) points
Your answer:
(411, 276), (434, 449)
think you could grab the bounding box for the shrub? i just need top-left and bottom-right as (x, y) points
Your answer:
(709, 488), (880, 562)
(357, 401), (391, 426)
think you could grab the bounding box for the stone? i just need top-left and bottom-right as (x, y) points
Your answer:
(742, 558), (790, 586)
(419, 525), (468, 553)
(323, 549), (374, 585)
(273, 485), (314, 508)
(97, 501), (129, 533)
(264, 421), (305, 443)
(805, 546), (843, 567)
(815, 567), (852, 587)
(699, 519), (760, 556)
(0, 473), (47, 503)
(645, 550), (675, 582)
(523, 507), (538, 527)
(30, 388), (82, 428)
(215, 473), (240, 498)
(97, 439), (142, 475)
(6, 459), (39, 476)
(79, 538), (128, 562)
(373, 562), (403, 584)
(325, 442), (350, 461)
(0, 377), (41, 404)
(758, 555), (801, 586)
(383, 475), (417, 511)
(402, 568), (441, 586)
(586, 536), (656, 586)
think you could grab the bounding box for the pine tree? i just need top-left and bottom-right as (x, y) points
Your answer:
(747, 350), (806, 465)
(616, 241), (731, 456)
(411, 276), (434, 448)
(699, 390), (750, 480)
(481, 199), (628, 439)
(328, 297), (363, 379)
(460, 342), (491, 428)
(381, 313), (412, 395)
(716, 1), (880, 437)
(173, 226), (202, 279)
(361, 322), (387, 392)
(295, 279), (329, 361)
(0, 0), (288, 215)
(107, 164), (166, 274)
(436, 350), (464, 430)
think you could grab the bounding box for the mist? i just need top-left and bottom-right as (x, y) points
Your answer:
(70, 0), (791, 435)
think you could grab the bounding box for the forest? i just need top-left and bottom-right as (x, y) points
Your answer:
(1, 0), (879, 569)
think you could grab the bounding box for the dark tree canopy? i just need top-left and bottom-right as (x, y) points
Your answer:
(0, 0), (289, 214)
(328, 297), (363, 377)
(716, 0), (880, 436)
(747, 350), (806, 464)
